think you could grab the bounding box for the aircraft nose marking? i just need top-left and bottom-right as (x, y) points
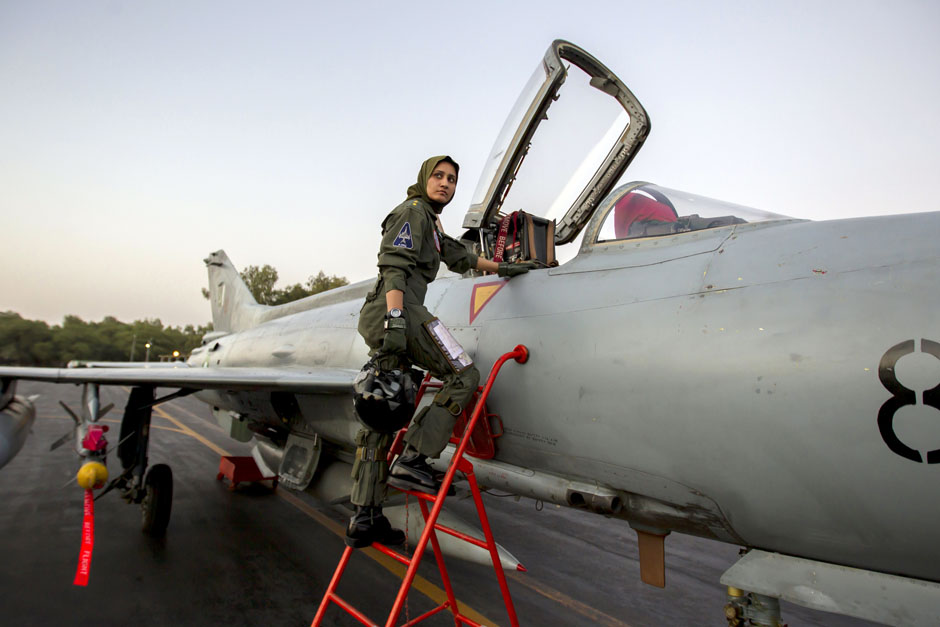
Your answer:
(922, 339), (940, 463)
(877, 339), (940, 463)
(469, 280), (507, 324)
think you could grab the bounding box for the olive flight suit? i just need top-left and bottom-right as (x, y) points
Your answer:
(351, 192), (481, 507)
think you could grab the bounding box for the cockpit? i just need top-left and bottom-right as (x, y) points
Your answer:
(460, 40), (792, 269)
(591, 183), (789, 244)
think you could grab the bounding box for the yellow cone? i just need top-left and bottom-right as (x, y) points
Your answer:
(77, 461), (108, 490)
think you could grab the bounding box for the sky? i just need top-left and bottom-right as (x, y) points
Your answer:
(1, 0), (938, 328)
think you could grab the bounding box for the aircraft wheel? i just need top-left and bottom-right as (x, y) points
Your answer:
(141, 463), (173, 537)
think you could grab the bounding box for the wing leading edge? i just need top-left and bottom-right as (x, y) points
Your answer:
(0, 365), (356, 394)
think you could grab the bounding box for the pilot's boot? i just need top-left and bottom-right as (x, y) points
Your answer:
(388, 446), (446, 495)
(344, 506), (406, 549)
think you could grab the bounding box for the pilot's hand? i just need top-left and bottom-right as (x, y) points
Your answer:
(382, 318), (408, 355)
(497, 261), (537, 278)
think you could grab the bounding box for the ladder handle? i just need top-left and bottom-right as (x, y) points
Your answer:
(385, 345), (528, 627)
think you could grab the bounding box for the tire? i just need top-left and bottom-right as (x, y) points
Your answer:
(141, 463), (173, 537)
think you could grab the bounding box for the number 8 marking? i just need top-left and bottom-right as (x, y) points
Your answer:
(877, 339), (940, 463)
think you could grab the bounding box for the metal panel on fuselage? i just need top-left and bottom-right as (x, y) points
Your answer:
(193, 211), (939, 582)
(447, 211), (939, 582)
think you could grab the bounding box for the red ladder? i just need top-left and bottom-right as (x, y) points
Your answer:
(312, 345), (529, 627)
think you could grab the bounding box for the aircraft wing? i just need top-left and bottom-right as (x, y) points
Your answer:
(0, 365), (357, 394)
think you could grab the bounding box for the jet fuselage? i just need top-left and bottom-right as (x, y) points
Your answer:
(193, 209), (940, 583)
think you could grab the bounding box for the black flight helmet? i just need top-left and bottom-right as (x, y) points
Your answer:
(352, 359), (419, 433)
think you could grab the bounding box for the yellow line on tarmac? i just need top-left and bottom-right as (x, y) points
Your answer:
(153, 403), (496, 626)
(156, 400), (226, 433)
(150, 424), (188, 435)
(152, 405), (230, 458)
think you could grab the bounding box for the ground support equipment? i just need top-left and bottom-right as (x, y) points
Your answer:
(312, 345), (529, 627)
(216, 455), (278, 491)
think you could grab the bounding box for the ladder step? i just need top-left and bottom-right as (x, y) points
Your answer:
(370, 542), (412, 567)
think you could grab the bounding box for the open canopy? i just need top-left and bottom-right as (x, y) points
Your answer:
(463, 40), (651, 244)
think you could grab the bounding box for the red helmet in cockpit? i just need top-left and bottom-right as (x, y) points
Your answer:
(613, 186), (678, 239)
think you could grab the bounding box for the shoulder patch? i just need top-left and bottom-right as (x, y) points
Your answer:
(393, 222), (414, 249)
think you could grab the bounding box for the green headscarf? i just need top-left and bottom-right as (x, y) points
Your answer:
(406, 155), (460, 213)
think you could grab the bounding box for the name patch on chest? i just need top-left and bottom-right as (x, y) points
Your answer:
(393, 222), (413, 249)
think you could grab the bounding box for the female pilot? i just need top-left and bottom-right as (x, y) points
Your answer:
(346, 155), (532, 548)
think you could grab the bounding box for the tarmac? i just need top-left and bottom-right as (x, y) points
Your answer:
(0, 381), (879, 626)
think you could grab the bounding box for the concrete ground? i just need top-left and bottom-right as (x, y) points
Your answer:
(0, 381), (880, 626)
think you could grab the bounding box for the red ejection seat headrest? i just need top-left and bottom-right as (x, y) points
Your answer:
(613, 187), (678, 239)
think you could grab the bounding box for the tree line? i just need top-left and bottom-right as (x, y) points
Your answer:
(2, 265), (349, 366)
(0, 313), (212, 367)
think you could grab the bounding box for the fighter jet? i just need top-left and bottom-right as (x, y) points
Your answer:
(1, 40), (938, 625)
